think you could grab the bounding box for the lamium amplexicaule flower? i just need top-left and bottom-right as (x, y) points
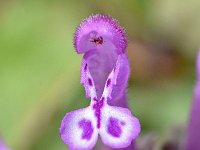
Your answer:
(59, 14), (200, 150)
(59, 14), (140, 150)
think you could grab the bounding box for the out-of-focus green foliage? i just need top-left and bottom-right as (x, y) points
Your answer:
(0, 0), (199, 150)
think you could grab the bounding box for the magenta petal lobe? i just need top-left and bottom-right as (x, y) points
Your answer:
(60, 107), (98, 150)
(99, 105), (141, 149)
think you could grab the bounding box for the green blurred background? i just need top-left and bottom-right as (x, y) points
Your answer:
(0, 0), (200, 149)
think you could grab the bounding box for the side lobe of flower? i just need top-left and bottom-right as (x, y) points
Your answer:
(108, 54), (130, 107)
(186, 51), (200, 150)
(99, 105), (140, 149)
(60, 107), (99, 150)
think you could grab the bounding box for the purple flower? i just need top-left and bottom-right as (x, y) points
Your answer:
(0, 137), (10, 150)
(60, 14), (140, 150)
(185, 51), (200, 150)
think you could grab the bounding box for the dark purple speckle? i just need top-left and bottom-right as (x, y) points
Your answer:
(88, 78), (93, 86)
(107, 117), (122, 137)
(93, 97), (98, 102)
(79, 119), (94, 140)
(106, 79), (111, 87)
(84, 64), (87, 71)
(101, 97), (104, 101)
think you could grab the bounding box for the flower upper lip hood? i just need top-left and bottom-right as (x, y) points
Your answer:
(74, 14), (130, 100)
(74, 14), (127, 54)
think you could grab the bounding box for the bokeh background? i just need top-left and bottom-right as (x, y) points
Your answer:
(0, 0), (200, 149)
